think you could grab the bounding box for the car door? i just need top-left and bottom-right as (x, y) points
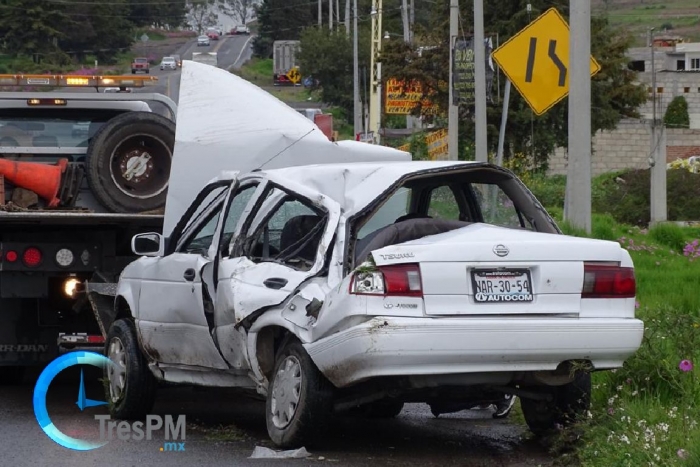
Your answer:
(210, 178), (341, 368)
(136, 180), (233, 369)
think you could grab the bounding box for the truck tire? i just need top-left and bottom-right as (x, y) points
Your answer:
(266, 338), (333, 449)
(105, 319), (157, 420)
(521, 373), (591, 436)
(86, 112), (175, 213)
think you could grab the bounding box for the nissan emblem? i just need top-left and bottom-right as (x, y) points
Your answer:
(493, 244), (509, 257)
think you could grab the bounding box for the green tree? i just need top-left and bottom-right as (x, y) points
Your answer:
(0, 0), (71, 62)
(252, 0), (315, 58)
(382, 1), (647, 169)
(664, 96), (690, 128)
(59, 0), (134, 63)
(297, 28), (357, 112)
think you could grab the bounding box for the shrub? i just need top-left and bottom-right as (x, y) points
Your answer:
(528, 174), (566, 210)
(664, 96), (690, 129)
(649, 222), (687, 252)
(593, 169), (700, 226)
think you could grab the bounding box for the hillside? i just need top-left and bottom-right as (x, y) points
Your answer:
(591, 0), (700, 45)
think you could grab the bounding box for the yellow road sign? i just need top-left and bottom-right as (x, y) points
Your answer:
(287, 67), (301, 84)
(491, 8), (601, 116)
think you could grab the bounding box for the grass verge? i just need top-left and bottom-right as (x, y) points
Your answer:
(538, 211), (700, 466)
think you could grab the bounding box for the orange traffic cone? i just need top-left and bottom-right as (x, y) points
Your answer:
(0, 159), (67, 207)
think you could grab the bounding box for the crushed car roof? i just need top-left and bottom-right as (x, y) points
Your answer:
(239, 160), (485, 216)
(163, 60), (410, 237)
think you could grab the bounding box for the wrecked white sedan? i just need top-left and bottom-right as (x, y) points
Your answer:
(104, 160), (643, 447)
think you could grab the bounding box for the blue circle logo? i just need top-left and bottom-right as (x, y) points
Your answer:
(33, 351), (113, 451)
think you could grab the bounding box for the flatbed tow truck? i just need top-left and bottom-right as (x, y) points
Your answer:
(0, 74), (175, 383)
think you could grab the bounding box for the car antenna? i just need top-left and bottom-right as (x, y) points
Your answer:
(253, 129), (315, 171)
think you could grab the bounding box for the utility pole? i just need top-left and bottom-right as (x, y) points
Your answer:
(474, 0), (488, 162)
(409, 0), (414, 43)
(564, 0), (592, 233)
(318, 0), (322, 26)
(401, 0), (409, 42)
(329, 0), (333, 30)
(448, 0), (459, 160)
(649, 27), (667, 224)
(353, 0), (361, 137)
(369, 0), (383, 143)
(345, 0), (350, 36)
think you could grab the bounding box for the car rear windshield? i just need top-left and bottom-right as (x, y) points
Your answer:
(135, 58), (148, 63)
(0, 108), (129, 151)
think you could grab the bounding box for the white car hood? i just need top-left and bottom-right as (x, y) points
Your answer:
(371, 223), (627, 265)
(162, 61), (410, 237)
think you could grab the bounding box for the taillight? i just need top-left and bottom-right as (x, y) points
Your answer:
(351, 263), (423, 297)
(582, 263), (635, 298)
(22, 247), (43, 267)
(4, 250), (17, 262)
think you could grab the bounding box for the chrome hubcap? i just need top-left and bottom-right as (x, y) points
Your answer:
(107, 337), (127, 403)
(270, 356), (302, 429)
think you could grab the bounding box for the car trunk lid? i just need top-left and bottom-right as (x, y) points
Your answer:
(370, 223), (627, 316)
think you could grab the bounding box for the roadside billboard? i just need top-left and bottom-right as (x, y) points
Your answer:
(385, 78), (435, 115)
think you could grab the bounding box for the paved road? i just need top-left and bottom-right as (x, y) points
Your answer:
(146, 34), (254, 104)
(0, 366), (553, 467)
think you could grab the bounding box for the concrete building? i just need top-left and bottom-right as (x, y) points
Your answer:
(547, 37), (700, 176)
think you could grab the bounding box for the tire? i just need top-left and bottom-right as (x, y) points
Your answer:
(131, 70), (135, 74)
(521, 373), (591, 436)
(266, 338), (333, 449)
(0, 366), (25, 385)
(105, 319), (157, 420)
(85, 111), (175, 213)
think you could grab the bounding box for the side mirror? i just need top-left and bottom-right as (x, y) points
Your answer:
(132, 232), (162, 257)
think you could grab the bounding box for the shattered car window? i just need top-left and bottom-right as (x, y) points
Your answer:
(220, 184), (258, 256)
(470, 183), (532, 230)
(245, 192), (326, 271)
(357, 187), (411, 240)
(181, 204), (224, 255)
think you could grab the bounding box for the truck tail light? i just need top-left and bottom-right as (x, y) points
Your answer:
(4, 250), (18, 262)
(582, 263), (635, 298)
(23, 247), (43, 267)
(351, 263), (423, 297)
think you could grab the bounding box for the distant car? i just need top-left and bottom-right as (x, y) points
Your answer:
(131, 57), (150, 74)
(206, 31), (219, 41)
(173, 54), (182, 67)
(160, 57), (177, 70)
(232, 25), (250, 35)
(197, 35), (210, 46)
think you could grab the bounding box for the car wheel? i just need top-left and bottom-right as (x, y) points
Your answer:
(266, 338), (333, 449)
(105, 319), (157, 420)
(521, 373), (591, 436)
(85, 111), (175, 213)
(131, 70), (135, 74)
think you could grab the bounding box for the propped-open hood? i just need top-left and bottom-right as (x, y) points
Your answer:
(163, 61), (410, 237)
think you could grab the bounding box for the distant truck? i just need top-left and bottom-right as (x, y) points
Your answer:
(131, 57), (150, 74)
(192, 52), (218, 67)
(273, 40), (301, 86)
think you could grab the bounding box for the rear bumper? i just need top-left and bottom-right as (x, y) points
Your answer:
(305, 317), (644, 388)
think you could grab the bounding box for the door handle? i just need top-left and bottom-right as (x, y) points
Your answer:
(263, 277), (288, 290)
(183, 268), (196, 282)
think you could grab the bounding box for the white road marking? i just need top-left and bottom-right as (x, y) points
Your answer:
(232, 36), (254, 69)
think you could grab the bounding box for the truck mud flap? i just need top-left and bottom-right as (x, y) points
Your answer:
(85, 281), (117, 338)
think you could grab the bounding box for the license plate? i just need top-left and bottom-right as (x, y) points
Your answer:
(471, 268), (534, 303)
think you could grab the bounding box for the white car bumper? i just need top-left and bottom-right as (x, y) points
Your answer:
(304, 317), (644, 388)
